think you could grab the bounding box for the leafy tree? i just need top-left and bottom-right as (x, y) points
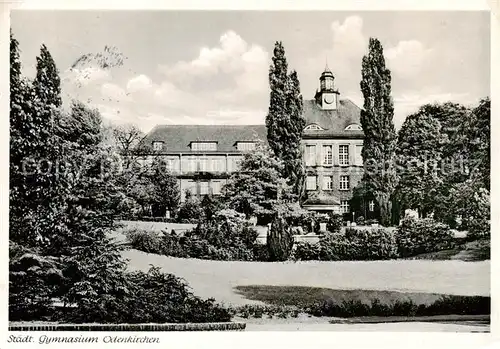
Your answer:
(148, 158), (180, 216)
(223, 143), (295, 223)
(395, 107), (447, 216)
(177, 190), (203, 222)
(359, 37), (397, 226)
(266, 42), (305, 195)
(111, 123), (146, 167)
(267, 214), (294, 262)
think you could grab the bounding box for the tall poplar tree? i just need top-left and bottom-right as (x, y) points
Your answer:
(33, 44), (62, 108)
(359, 38), (397, 226)
(266, 42), (305, 196)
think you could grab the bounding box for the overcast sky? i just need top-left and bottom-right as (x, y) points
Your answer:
(11, 10), (490, 132)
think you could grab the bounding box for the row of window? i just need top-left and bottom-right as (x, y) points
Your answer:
(305, 144), (363, 167)
(152, 141), (256, 152)
(306, 175), (350, 191)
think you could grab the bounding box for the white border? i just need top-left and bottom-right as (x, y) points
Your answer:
(0, 1), (497, 349)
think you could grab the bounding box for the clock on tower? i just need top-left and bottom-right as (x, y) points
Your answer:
(314, 64), (340, 110)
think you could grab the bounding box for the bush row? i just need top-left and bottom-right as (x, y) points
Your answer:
(224, 295), (489, 319)
(307, 295), (489, 318)
(293, 217), (456, 261)
(126, 209), (265, 261)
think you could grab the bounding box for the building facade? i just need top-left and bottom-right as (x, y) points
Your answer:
(139, 66), (364, 214)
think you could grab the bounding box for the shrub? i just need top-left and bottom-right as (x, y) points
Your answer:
(252, 244), (270, 261)
(316, 228), (397, 261)
(343, 228), (398, 260)
(356, 216), (365, 226)
(307, 295), (489, 318)
(176, 191), (203, 223)
(395, 217), (454, 257)
(267, 215), (294, 261)
(60, 266), (231, 324)
(365, 219), (379, 226)
(124, 229), (163, 254)
(326, 213), (343, 233)
(292, 241), (321, 261)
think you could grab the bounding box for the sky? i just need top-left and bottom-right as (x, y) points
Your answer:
(10, 10), (490, 132)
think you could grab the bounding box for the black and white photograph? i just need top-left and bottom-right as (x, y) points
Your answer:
(4, 1), (493, 342)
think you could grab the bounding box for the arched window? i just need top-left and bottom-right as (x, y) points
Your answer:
(345, 124), (362, 131)
(304, 124), (324, 131)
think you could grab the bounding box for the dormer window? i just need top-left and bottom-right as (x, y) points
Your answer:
(236, 142), (256, 152)
(190, 142), (217, 151)
(152, 141), (164, 151)
(304, 124), (324, 131)
(345, 124), (362, 131)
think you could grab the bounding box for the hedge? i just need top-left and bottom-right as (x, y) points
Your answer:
(395, 217), (454, 257)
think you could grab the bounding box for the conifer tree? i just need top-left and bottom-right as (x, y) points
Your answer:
(359, 38), (397, 226)
(266, 42), (305, 196)
(33, 44), (62, 108)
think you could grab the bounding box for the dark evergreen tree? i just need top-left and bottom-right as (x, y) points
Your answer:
(359, 38), (397, 226)
(266, 41), (288, 159)
(33, 44), (62, 108)
(266, 42), (305, 196)
(267, 214), (294, 262)
(283, 70), (306, 196)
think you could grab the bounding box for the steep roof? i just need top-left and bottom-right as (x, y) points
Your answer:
(141, 98), (362, 151)
(140, 125), (268, 152)
(303, 98), (361, 131)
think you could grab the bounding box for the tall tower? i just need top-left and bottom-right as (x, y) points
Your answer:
(314, 64), (340, 110)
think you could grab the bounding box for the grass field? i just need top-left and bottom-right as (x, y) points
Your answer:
(122, 249), (490, 306)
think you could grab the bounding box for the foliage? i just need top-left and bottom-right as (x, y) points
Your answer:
(359, 37), (397, 226)
(267, 214), (294, 261)
(307, 295), (489, 318)
(292, 241), (321, 261)
(9, 241), (63, 321)
(395, 217), (454, 257)
(177, 190), (203, 222)
(33, 44), (62, 108)
(9, 34), (229, 323)
(223, 143), (295, 223)
(326, 213), (343, 233)
(61, 265), (231, 324)
(266, 42), (306, 196)
(395, 107), (447, 216)
(127, 210), (260, 261)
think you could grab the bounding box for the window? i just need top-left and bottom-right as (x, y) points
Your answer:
(339, 145), (349, 166)
(237, 142), (256, 152)
(369, 200), (375, 212)
(212, 181), (222, 195)
(345, 124), (362, 131)
(322, 145), (333, 165)
(304, 124), (324, 131)
(323, 176), (333, 191)
(305, 145), (316, 166)
(340, 200), (350, 214)
(191, 142), (217, 151)
(199, 181), (209, 195)
(355, 145), (363, 166)
(153, 141), (164, 151)
(211, 157), (225, 172)
(306, 176), (317, 190)
(339, 175), (350, 191)
(183, 157), (197, 172)
(198, 157), (208, 172)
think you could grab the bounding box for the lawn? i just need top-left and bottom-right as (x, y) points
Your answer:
(121, 249), (490, 306)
